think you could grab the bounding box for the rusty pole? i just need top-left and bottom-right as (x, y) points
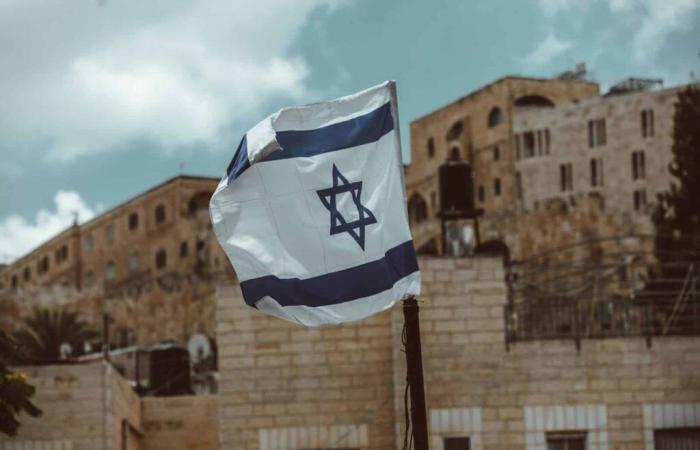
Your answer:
(403, 297), (429, 450)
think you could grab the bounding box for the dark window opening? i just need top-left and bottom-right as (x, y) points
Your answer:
(654, 427), (700, 450)
(515, 134), (521, 160)
(634, 189), (647, 212)
(23, 267), (31, 281)
(37, 256), (49, 275)
(427, 138), (435, 158)
(523, 131), (535, 158)
(446, 121), (463, 141)
(155, 249), (167, 270)
(588, 118), (607, 148)
(478, 185), (485, 203)
(408, 193), (428, 224)
(487, 107), (503, 128)
(444, 436), (470, 450)
(547, 431), (586, 450)
(54, 244), (68, 264)
(493, 145), (500, 161)
(545, 128), (551, 154)
(515, 171), (523, 201)
(494, 178), (501, 196)
(128, 212), (139, 231)
(449, 146), (460, 161)
(514, 95), (554, 108)
(155, 204), (166, 224)
(560, 163), (573, 192)
(180, 241), (189, 258)
(196, 240), (206, 251)
(188, 192), (212, 215)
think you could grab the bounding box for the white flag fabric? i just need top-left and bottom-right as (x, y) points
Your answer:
(210, 81), (420, 326)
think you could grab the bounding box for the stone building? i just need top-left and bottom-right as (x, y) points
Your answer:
(0, 175), (229, 348)
(4, 255), (699, 450)
(406, 76), (696, 262)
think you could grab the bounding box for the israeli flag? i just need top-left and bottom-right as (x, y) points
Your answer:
(210, 81), (420, 326)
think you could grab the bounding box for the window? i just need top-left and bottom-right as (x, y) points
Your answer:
(23, 267), (31, 281)
(547, 431), (586, 450)
(408, 194), (428, 224)
(180, 241), (189, 258)
(632, 151), (646, 180)
(105, 224), (115, 243)
(537, 130), (544, 155)
(155, 249), (167, 269)
(155, 204), (166, 224)
(128, 212), (139, 231)
(478, 185), (485, 203)
(127, 253), (140, 272)
(654, 427), (700, 450)
(515, 171), (523, 201)
(55, 245), (68, 264)
(84, 233), (94, 250)
(515, 134), (521, 160)
(427, 138), (435, 158)
(444, 437), (470, 450)
(37, 256), (49, 274)
(544, 128), (551, 154)
(523, 131), (535, 158)
(588, 118), (606, 148)
(560, 163), (573, 192)
(487, 106), (502, 128)
(634, 189), (647, 212)
(494, 178), (501, 196)
(449, 146), (460, 161)
(493, 145), (500, 161)
(641, 109), (655, 138)
(105, 261), (116, 280)
(590, 158), (604, 187)
(11, 275), (18, 289)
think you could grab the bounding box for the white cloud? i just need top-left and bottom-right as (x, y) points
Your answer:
(631, 0), (700, 63)
(535, 0), (700, 64)
(522, 33), (574, 66)
(0, 0), (346, 164)
(0, 191), (97, 263)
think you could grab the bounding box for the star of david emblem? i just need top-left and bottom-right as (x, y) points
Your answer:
(316, 164), (377, 250)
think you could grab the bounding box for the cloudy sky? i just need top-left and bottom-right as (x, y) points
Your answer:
(1, 0), (699, 262)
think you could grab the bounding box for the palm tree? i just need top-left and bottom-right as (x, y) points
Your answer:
(0, 329), (41, 436)
(14, 308), (98, 362)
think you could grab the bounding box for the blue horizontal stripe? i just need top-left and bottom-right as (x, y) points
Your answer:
(264, 101), (394, 162)
(240, 240), (418, 308)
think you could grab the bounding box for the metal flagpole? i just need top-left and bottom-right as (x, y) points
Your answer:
(403, 297), (429, 450)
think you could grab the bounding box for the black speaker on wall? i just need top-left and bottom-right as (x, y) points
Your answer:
(438, 161), (475, 217)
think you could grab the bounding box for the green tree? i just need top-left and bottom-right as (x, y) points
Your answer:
(653, 85), (700, 264)
(14, 309), (98, 362)
(0, 329), (41, 436)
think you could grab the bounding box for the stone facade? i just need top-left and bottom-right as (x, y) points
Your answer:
(406, 76), (600, 254)
(216, 256), (700, 450)
(0, 175), (229, 349)
(0, 361), (219, 450)
(406, 77), (698, 263)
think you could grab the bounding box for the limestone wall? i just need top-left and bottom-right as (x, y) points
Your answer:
(140, 395), (219, 450)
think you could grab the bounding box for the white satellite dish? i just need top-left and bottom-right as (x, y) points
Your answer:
(187, 333), (212, 364)
(59, 342), (73, 359)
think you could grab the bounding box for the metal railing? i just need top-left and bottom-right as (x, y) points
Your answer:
(504, 234), (700, 349)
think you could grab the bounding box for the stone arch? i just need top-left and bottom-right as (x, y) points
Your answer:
(408, 192), (429, 225)
(487, 107), (503, 128)
(514, 95), (554, 108)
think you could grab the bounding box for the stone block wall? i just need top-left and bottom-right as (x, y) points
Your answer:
(140, 395), (219, 450)
(216, 285), (397, 450)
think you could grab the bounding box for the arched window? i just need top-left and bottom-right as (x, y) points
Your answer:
(449, 146), (460, 161)
(488, 107), (503, 128)
(514, 95), (554, 108)
(155, 204), (166, 224)
(427, 138), (435, 158)
(446, 121), (463, 141)
(408, 193), (429, 224)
